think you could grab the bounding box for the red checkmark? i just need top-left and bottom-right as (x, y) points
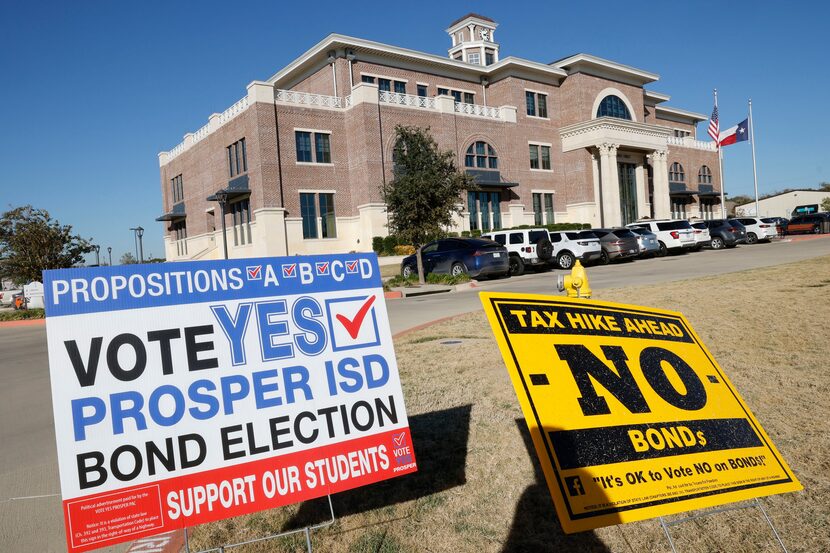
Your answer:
(248, 266), (261, 278)
(283, 264), (295, 276)
(335, 295), (376, 339)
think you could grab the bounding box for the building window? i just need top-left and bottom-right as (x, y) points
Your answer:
(532, 193), (555, 225)
(172, 220), (187, 256)
(674, 129), (691, 138)
(465, 141), (498, 169)
(300, 193), (317, 239)
(361, 75), (375, 84)
(698, 165), (712, 185)
(417, 84), (427, 97)
(295, 131), (332, 164)
(437, 87), (472, 103)
(596, 95), (632, 120)
(529, 144), (552, 170)
(171, 174), (184, 204)
(300, 192), (337, 239)
(227, 138), (247, 177)
(468, 191), (501, 232)
(451, 90), (462, 103)
(526, 91), (548, 118)
(485, 51), (495, 65)
(463, 92), (474, 104)
(437, 87), (449, 96)
(378, 78), (391, 92)
(669, 162), (685, 184)
(467, 52), (481, 65)
(393, 80), (406, 94)
(231, 199), (252, 246)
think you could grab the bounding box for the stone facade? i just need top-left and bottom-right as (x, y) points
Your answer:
(157, 14), (721, 261)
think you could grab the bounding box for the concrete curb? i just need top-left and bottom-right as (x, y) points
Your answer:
(0, 318), (45, 328)
(392, 312), (468, 340)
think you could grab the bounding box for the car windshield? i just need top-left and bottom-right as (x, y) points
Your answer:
(728, 220), (746, 229)
(576, 231), (598, 239)
(656, 221), (692, 230)
(613, 229), (636, 238)
(465, 238), (501, 249)
(761, 218), (778, 224)
(691, 222), (706, 229)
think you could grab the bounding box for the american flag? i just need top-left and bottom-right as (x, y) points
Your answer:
(708, 104), (719, 142)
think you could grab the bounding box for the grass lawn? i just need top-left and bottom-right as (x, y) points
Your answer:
(189, 256), (829, 552)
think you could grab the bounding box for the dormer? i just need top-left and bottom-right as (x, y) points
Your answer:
(446, 13), (499, 66)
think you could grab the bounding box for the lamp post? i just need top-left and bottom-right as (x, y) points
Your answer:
(93, 245), (100, 266)
(107, 246), (112, 266)
(130, 226), (145, 263)
(215, 190), (230, 260)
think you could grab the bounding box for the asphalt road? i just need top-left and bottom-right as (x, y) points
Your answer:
(387, 236), (830, 334)
(0, 236), (827, 551)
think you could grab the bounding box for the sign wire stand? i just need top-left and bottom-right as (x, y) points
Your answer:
(658, 498), (788, 553)
(184, 494), (336, 553)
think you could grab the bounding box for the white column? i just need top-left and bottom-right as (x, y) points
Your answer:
(598, 143), (621, 227)
(591, 152), (601, 227)
(650, 150), (671, 219)
(635, 161), (647, 220)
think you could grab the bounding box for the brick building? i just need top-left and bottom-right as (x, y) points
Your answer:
(157, 14), (721, 260)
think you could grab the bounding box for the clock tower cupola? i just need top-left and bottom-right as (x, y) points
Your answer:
(446, 14), (499, 66)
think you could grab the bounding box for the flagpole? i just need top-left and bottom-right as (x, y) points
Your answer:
(714, 89), (726, 219)
(749, 99), (760, 217)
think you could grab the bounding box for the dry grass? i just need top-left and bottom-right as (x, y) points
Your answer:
(189, 256), (830, 553)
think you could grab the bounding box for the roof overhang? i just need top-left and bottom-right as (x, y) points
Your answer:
(655, 105), (707, 124)
(550, 53), (659, 87)
(446, 14), (498, 34)
(267, 34), (567, 90)
(644, 90), (671, 105)
(559, 117), (671, 152)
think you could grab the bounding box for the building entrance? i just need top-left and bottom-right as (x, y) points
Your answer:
(618, 162), (638, 225)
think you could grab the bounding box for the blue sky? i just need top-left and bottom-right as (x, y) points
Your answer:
(1, 1), (828, 263)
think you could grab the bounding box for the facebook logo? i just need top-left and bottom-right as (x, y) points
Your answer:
(565, 476), (585, 497)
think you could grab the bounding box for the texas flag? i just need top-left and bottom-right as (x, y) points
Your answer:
(719, 118), (750, 146)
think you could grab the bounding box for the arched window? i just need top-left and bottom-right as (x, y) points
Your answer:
(596, 95), (632, 120)
(669, 162), (685, 184)
(698, 165), (712, 185)
(465, 141), (498, 169)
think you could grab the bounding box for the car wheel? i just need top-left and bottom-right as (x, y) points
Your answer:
(536, 237), (554, 261)
(656, 241), (668, 257)
(450, 262), (466, 277)
(508, 255), (525, 276)
(599, 250), (610, 265)
(813, 225), (821, 234)
(401, 264), (414, 278)
(710, 236), (725, 250)
(557, 251), (575, 270)
(746, 232), (758, 244)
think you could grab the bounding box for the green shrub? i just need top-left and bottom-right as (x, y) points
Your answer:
(470, 229), (482, 237)
(382, 235), (398, 255)
(0, 308), (45, 321)
(461, 231), (471, 237)
(372, 236), (384, 253)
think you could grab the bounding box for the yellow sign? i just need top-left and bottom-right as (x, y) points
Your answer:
(480, 292), (801, 533)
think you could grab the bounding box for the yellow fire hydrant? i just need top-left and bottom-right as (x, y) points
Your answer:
(557, 260), (592, 298)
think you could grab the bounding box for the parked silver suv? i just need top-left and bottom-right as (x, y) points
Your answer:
(481, 228), (553, 276)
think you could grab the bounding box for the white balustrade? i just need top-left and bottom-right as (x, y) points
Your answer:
(192, 123), (210, 144)
(275, 89), (343, 108)
(454, 101), (500, 119)
(667, 136), (717, 151)
(218, 96), (250, 125)
(378, 90), (437, 109)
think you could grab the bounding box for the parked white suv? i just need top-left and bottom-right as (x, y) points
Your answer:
(626, 219), (695, 256)
(548, 230), (602, 269)
(481, 228), (553, 276)
(734, 217), (777, 244)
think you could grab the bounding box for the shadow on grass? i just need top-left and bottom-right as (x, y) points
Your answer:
(501, 420), (611, 553)
(284, 405), (472, 528)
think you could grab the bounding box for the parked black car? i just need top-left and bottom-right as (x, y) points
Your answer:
(703, 219), (742, 249)
(591, 228), (640, 264)
(727, 219), (748, 244)
(761, 216), (788, 236)
(400, 238), (509, 279)
(786, 214), (828, 234)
